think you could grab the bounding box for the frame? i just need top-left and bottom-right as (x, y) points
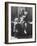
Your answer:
(5, 2), (36, 44)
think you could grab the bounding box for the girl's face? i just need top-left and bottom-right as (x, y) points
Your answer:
(20, 16), (25, 22)
(14, 18), (18, 22)
(22, 15), (26, 18)
(24, 11), (28, 16)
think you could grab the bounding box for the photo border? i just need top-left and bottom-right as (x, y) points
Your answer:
(5, 2), (36, 44)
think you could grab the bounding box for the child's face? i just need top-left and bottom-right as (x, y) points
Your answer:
(22, 16), (26, 18)
(14, 18), (18, 22)
(24, 11), (28, 15)
(20, 16), (25, 22)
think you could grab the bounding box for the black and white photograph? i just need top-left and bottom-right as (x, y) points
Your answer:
(5, 2), (36, 44)
(11, 7), (32, 39)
